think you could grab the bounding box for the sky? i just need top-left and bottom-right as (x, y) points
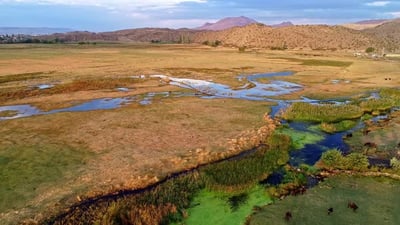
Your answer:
(0, 0), (400, 31)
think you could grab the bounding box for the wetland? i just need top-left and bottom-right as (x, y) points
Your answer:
(0, 43), (400, 225)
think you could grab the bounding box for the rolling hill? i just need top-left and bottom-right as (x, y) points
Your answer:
(342, 19), (390, 30)
(362, 19), (400, 52)
(195, 16), (258, 31)
(193, 23), (378, 51)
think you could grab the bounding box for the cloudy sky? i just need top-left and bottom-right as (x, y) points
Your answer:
(0, 0), (399, 31)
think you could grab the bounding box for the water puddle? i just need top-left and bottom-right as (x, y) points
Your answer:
(36, 84), (54, 90)
(151, 71), (302, 101)
(1, 72), (302, 121)
(0, 91), (198, 121)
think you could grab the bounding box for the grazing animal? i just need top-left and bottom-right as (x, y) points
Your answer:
(348, 201), (359, 212)
(328, 207), (334, 215)
(364, 142), (377, 148)
(363, 129), (371, 136)
(345, 133), (353, 138)
(285, 211), (292, 221)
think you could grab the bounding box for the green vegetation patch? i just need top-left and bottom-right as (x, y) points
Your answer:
(183, 186), (271, 225)
(282, 58), (353, 67)
(380, 88), (400, 106)
(360, 98), (394, 113)
(316, 149), (369, 171)
(277, 127), (324, 149)
(282, 102), (363, 123)
(248, 175), (400, 225)
(319, 120), (358, 133)
(202, 133), (291, 192)
(0, 143), (91, 212)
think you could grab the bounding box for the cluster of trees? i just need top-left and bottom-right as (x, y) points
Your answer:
(0, 34), (66, 44)
(202, 40), (222, 47)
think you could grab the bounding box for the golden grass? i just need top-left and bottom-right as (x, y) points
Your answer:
(0, 97), (272, 224)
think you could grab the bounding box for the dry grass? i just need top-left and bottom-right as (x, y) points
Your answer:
(0, 97), (272, 224)
(1, 43), (400, 223)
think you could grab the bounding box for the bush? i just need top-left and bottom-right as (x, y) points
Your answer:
(319, 149), (344, 169)
(365, 47), (375, 53)
(391, 157), (400, 170)
(238, 46), (246, 52)
(343, 153), (369, 171)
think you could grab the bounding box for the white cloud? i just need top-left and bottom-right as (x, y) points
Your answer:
(365, 1), (390, 7)
(388, 11), (400, 17)
(0, 0), (207, 10)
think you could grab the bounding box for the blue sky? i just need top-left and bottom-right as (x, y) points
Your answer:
(0, 0), (399, 31)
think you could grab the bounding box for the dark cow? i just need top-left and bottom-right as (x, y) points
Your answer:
(363, 129), (371, 136)
(285, 211), (292, 221)
(348, 201), (359, 212)
(328, 207), (334, 215)
(364, 142), (377, 148)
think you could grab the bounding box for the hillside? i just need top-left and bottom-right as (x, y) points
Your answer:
(271, 22), (294, 28)
(362, 19), (400, 52)
(30, 21), (400, 52)
(195, 16), (257, 31)
(342, 19), (390, 30)
(193, 23), (378, 51)
(40, 28), (198, 43)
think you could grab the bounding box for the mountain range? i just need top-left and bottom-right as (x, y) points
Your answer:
(4, 16), (400, 52)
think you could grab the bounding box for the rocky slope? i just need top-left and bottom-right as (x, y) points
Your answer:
(193, 23), (378, 50)
(362, 19), (400, 52)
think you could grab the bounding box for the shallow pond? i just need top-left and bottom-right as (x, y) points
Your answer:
(0, 91), (199, 120)
(0, 72), (301, 120)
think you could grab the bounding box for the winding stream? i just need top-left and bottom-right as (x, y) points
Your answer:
(2, 71), (391, 224)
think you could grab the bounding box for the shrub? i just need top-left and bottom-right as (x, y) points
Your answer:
(390, 157), (400, 170)
(238, 46), (246, 52)
(343, 153), (369, 171)
(365, 47), (375, 53)
(319, 149), (344, 169)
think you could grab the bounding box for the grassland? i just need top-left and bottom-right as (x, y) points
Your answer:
(0, 43), (399, 224)
(248, 175), (400, 225)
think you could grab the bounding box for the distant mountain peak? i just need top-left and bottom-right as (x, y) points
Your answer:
(271, 21), (294, 28)
(195, 16), (258, 31)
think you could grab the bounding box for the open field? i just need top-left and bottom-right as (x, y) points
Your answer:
(248, 175), (400, 225)
(1, 43), (400, 224)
